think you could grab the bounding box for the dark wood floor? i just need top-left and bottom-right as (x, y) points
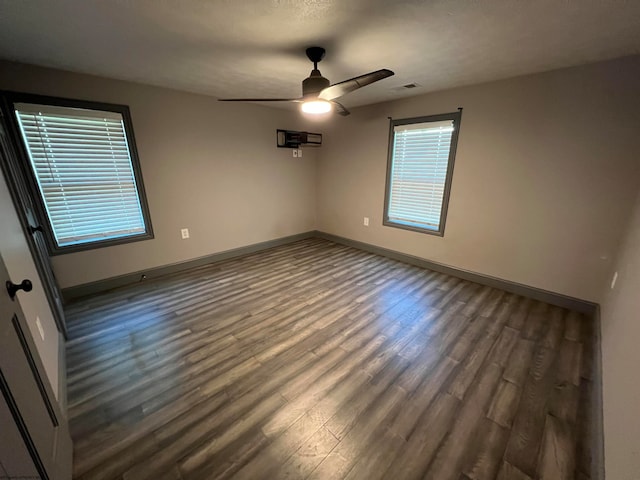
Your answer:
(64, 238), (597, 480)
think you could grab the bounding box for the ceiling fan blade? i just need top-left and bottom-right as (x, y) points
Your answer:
(218, 98), (302, 102)
(331, 101), (350, 116)
(318, 69), (394, 101)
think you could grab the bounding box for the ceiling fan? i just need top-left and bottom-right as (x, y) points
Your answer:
(218, 47), (394, 116)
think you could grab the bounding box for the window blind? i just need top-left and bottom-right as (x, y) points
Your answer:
(15, 103), (147, 247)
(388, 119), (455, 230)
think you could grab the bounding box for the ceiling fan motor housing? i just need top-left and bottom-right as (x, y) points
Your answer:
(302, 70), (330, 97)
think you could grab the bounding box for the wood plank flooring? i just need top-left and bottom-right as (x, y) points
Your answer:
(64, 238), (597, 480)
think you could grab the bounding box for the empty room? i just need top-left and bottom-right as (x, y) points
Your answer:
(0, 1), (639, 479)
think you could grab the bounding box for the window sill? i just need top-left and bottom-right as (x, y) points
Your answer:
(49, 231), (154, 256)
(383, 219), (445, 237)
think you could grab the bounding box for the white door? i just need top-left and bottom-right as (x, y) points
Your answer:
(0, 252), (72, 479)
(1, 359), (45, 479)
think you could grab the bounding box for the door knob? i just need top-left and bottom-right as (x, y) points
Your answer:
(6, 279), (33, 300)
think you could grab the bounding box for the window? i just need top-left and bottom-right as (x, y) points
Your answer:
(383, 110), (462, 236)
(11, 96), (153, 253)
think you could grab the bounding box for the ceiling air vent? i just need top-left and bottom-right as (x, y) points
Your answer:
(390, 83), (421, 92)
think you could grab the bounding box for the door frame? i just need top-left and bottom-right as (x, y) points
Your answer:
(0, 97), (67, 338)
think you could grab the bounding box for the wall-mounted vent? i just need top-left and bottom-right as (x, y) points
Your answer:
(277, 129), (322, 148)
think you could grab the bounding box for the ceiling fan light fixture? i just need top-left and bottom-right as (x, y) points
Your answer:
(301, 99), (332, 114)
(218, 46), (394, 118)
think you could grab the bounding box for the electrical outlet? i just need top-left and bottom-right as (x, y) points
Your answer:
(292, 149), (298, 158)
(363, 217), (369, 226)
(181, 228), (190, 239)
(611, 271), (618, 289)
(297, 149), (303, 158)
(35, 316), (45, 341)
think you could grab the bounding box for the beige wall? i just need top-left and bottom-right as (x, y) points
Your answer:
(2, 51), (640, 480)
(3, 57), (638, 300)
(0, 61), (318, 288)
(316, 56), (640, 302)
(601, 190), (640, 479)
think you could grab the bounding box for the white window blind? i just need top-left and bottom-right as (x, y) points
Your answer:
(388, 119), (455, 231)
(15, 103), (147, 247)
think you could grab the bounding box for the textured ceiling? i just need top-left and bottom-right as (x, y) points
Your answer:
(0, 0), (639, 109)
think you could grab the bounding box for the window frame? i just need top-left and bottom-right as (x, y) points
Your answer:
(383, 110), (462, 237)
(1, 91), (154, 255)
